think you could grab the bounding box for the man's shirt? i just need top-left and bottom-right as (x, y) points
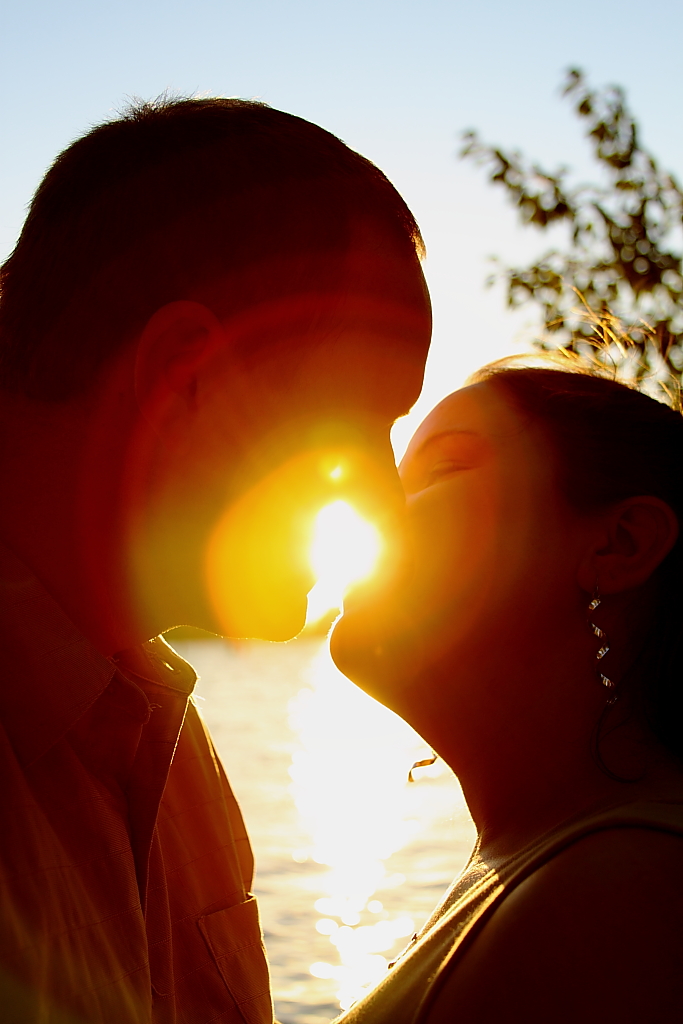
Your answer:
(0, 544), (273, 1024)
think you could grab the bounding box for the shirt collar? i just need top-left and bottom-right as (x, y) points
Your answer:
(112, 635), (197, 699)
(0, 543), (195, 766)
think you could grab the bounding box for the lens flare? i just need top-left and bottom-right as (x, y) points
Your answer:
(306, 501), (382, 624)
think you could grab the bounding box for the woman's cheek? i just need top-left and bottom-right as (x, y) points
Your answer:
(406, 478), (497, 615)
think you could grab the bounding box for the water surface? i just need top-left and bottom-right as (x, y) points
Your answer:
(176, 638), (476, 1024)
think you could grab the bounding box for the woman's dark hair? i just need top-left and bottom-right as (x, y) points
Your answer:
(472, 362), (683, 764)
(0, 97), (424, 400)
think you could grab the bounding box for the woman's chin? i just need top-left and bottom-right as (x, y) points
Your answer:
(329, 608), (375, 685)
(329, 602), (419, 705)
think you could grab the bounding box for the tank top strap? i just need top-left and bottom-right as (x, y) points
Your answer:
(415, 798), (683, 1023)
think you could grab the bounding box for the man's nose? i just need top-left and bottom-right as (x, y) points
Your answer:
(338, 452), (407, 579)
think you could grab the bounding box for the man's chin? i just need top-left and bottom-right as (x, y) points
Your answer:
(253, 609), (308, 642)
(216, 593), (309, 642)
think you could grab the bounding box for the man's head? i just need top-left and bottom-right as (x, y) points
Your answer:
(0, 96), (424, 399)
(0, 98), (431, 645)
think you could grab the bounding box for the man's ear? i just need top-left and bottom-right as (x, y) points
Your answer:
(134, 301), (226, 410)
(579, 496), (679, 595)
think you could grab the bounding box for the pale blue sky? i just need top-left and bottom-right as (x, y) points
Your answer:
(3, 0), (683, 447)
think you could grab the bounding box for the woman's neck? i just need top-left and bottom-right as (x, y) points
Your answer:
(413, 657), (683, 864)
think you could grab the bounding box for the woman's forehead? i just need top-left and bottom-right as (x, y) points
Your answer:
(405, 382), (524, 456)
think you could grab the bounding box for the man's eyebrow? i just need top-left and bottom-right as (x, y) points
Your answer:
(412, 428), (481, 460)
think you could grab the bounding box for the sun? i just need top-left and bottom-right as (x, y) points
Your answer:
(306, 500), (382, 624)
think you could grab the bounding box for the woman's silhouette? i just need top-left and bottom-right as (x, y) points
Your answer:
(331, 361), (683, 1023)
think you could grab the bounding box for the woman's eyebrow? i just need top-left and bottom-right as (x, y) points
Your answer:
(413, 428), (481, 460)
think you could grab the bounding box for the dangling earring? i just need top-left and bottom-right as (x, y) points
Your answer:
(588, 585), (617, 704)
(408, 753), (438, 783)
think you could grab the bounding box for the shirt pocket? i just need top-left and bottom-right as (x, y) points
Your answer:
(198, 894), (273, 1024)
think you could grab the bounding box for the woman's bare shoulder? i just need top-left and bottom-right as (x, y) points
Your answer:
(424, 827), (683, 1024)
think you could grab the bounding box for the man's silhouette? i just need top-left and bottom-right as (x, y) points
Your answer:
(0, 98), (431, 1022)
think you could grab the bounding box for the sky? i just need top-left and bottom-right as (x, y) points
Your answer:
(3, 0), (683, 453)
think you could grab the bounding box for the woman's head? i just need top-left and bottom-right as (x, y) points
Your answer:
(331, 364), (683, 763)
(477, 365), (683, 761)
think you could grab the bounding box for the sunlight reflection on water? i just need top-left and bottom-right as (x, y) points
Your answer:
(177, 638), (475, 1023)
(289, 644), (451, 1009)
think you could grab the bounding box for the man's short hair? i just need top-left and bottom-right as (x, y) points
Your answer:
(0, 97), (424, 400)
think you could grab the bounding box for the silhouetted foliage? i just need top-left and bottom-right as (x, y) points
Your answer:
(462, 69), (683, 395)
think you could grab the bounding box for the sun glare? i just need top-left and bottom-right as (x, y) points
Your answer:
(306, 501), (382, 624)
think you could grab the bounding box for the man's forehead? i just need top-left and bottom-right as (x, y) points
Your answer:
(344, 231), (430, 316)
(300, 335), (427, 422)
(243, 345), (426, 468)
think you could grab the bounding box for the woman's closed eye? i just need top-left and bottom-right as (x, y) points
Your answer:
(401, 430), (491, 494)
(426, 459), (471, 484)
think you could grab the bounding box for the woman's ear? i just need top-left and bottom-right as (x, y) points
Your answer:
(579, 496), (679, 595)
(134, 300), (226, 412)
